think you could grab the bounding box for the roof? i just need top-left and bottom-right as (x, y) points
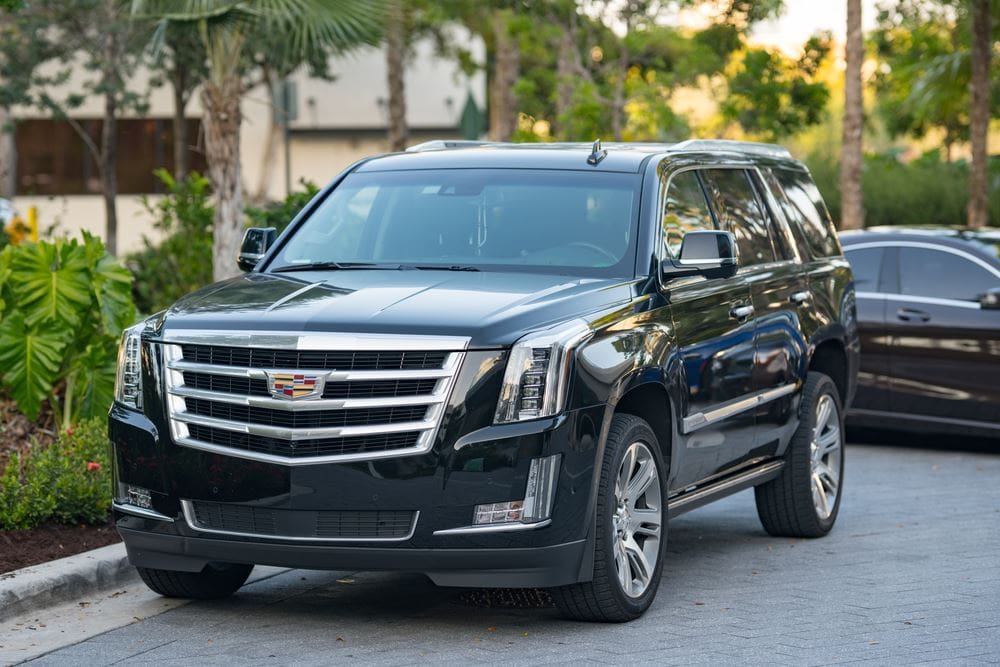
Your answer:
(840, 227), (1000, 265)
(355, 139), (798, 174)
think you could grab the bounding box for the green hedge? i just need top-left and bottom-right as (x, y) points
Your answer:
(805, 152), (1000, 229)
(0, 418), (111, 530)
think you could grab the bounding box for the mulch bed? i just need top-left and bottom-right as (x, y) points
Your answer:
(0, 521), (121, 575)
(0, 399), (57, 472)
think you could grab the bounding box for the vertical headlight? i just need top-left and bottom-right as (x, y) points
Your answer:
(494, 320), (591, 423)
(114, 323), (143, 409)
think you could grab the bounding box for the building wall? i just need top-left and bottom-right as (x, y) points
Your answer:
(9, 30), (485, 256)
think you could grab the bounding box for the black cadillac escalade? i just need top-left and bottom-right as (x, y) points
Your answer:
(111, 140), (859, 622)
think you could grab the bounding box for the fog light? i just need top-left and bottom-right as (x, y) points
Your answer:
(123, 484), (152, 510)
(473, 454), (561, 525)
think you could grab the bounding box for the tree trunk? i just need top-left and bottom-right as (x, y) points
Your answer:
(611, 42), (628, 142)
(0, 106), (14, 200)
(967, 0), (991, 229)
(202, 75), (245, 281)
(489, 11), (519, 141)
(101, 90), (119, 256)
(385, 3), (408, 152)
(253, 75), (281, 204)
(171, 67), (189, 180)
(839, 0), (864, 230)
(555, 14), (582, 139)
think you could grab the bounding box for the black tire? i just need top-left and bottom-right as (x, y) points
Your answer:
(550, 413), (667, 622)
(755, 371), (844, 538)
(137, 562), (254, 600)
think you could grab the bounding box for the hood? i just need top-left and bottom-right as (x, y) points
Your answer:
(161, 270), (637, 348)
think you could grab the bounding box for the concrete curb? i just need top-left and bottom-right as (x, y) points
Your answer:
(0, 542), (138, 622)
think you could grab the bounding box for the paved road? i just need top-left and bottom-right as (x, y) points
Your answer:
(16, 442), (1000, 666)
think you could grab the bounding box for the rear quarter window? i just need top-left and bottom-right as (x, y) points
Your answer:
(772, 168), (841, 259)
(843, 247), (883, 292)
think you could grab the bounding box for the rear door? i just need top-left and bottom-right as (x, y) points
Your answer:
(886, 244), (1000, 428)
(660, 168), (756, 487)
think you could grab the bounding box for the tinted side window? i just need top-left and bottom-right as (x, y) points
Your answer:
(661, 170), (715, 259)
(772, 168), (841, 258)
(898, 248), (998, 302)
(701, 169), (775, 266)
(844, 247), (883, 292)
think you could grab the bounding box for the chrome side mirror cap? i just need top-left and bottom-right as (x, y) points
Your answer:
(663, 230), (739, 281)
(237, 227), (277, 272)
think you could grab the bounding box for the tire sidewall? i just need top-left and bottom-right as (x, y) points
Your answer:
(799, 373), (845, 532)
(599, 416), (668, 616)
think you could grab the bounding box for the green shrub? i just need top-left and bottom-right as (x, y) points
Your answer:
(0, 233), (134, 428)
(128, 169), (214, 314)
(0, 418), (111, 530)
(245, 179), (320, 234)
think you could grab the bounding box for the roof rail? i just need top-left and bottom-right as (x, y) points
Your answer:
(670, 139), (792, 160)
(405, 140), (493, 153)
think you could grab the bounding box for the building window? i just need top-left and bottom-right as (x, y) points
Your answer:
(15, 118), (206, 195)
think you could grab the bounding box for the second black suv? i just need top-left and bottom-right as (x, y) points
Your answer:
(111, 139), (858, 622)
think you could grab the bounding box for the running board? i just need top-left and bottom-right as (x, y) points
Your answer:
(668, 460), (785, 519)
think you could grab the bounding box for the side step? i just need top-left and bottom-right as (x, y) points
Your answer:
(668, 460), (785, 519)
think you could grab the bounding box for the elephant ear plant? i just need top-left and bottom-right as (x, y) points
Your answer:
(0, 232), (135, 429)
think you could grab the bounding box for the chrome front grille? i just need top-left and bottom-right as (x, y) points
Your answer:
(163, 331), (468, 465)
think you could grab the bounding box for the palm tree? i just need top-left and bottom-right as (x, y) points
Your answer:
(133, 0), (385, 281)
(384, 1), (407, 152)
(967, 0), (991, 229)
(840, 0), (864, 230)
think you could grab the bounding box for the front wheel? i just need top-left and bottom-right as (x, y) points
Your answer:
(137, 562), (253, 600)
(755, 371), (844, 538)
(550, 414), (667, 622)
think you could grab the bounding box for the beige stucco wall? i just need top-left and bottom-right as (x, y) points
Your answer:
(8, 30), (486, 256)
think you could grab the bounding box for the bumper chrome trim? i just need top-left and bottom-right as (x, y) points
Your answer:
(112, 502), (175, 522)
(433, 519), (551, 536)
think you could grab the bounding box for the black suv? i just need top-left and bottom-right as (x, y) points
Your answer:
(111, 140), (858, 622)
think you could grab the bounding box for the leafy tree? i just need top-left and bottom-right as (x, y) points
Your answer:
(133, 0), (386, 282)
(720, 33), (832, 141)
(0, 233), (134, 427)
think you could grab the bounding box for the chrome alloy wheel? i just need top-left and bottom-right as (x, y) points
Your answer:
(810, 394), (842, 520)
(612, 441), (662, 598)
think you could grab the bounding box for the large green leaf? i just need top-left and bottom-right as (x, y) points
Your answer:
(69, 337), (119, 421)
(0, 246), (12, 316)
(82, 232), (135, 336)
(8, 240), (92, 329)
(0, 312), (69, 419)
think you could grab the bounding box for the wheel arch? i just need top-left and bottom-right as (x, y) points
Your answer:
(808, 338), (848, 405)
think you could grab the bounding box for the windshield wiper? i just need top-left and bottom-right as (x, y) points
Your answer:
(410, 265), (481, 272)
(271, 262), (401, 273)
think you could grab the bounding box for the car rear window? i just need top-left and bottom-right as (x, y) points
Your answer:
(772, 168), (841, 259)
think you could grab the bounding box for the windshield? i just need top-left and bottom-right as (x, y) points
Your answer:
(269, 169), (641, 277)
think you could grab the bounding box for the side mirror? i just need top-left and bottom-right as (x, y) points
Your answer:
(237, 227), (277, 272)
(979, 287), (1000, 310)
(663, 230), (739, 280)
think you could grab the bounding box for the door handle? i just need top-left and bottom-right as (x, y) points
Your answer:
(896, 307), (930, 323)
(729, 305), (755, 321)
(789, 290), (811, 305)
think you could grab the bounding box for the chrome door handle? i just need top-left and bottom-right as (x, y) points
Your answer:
(789, 290), (811, 305)
(896, 307), (930, 323)
(729, 305), (755, 320)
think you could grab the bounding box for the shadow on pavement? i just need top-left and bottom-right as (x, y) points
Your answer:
(848, 426), (998, 454)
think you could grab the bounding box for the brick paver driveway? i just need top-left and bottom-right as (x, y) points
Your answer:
(26, 441), (1000, 665)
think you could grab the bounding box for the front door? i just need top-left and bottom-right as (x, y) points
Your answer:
(886, 245), (1000, 429)
(659, 168), (756, 487)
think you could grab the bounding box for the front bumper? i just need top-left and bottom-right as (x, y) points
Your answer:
(110, 398), (604, 588)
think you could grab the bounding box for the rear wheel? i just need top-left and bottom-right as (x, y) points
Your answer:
(755, 371), (844, 538)
(137, 562), (253, 600)
(550, 414), (667, 622)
